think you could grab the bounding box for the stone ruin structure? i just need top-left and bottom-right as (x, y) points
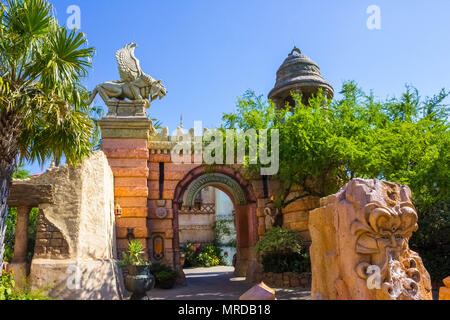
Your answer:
(309, 179), (432, 300)
(8, 152), (122, 299)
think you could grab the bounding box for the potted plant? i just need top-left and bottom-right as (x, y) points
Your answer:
(155, 269), (177, 289)
(150, 262), (178, 289)
(119, 240), (155, 300)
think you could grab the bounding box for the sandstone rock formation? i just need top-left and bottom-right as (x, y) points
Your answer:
(309, 178), (432, 300)
(24, 151), (123, 300)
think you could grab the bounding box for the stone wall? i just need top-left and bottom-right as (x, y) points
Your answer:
(179, 213), (216, 245)
(27, 151), (122, 300)
(147, 152), (199, 268)
(99, 117), (153, 262)
(179, 187), (216, 245)
(262, 272), (312, 288)
(34, 211), (69, 258)
(102, 137), (150, 258)
(282, 195), (320, 243)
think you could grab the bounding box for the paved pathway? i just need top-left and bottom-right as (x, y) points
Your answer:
(148, 266), (310, 300)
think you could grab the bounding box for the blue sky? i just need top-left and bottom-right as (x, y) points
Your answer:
(25, 0), (450, 174)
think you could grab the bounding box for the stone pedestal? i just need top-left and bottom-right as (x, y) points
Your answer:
(99, 116), (153, 256)
(105, 100), (148, 118)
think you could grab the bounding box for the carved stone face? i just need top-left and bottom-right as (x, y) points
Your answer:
(309, 179), (432, 300)
(352, 199), (427, 299)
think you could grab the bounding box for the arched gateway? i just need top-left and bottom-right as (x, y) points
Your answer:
(99, 114), (269, 284)
(173, 167), (258, 281)
(98, 46), (332, 285)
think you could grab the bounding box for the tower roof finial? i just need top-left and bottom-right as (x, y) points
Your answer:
(289, 46), (302, 56)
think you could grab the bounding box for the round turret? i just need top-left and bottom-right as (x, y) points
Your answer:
(268, 47), (333, 107)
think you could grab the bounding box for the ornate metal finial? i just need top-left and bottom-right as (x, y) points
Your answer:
(289, 46), (302, 56)
(180, 114), (183, 128)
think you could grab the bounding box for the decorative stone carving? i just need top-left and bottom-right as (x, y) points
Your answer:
(155, 207), (168, 219)
(88, 43), (167, 117)
(182, 173), (247, 207)
(152, 235), (164, 260)
(264, 207), (277, 231)
(309, 178), (432, 300)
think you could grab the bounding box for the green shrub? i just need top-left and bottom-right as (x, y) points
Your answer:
(255, 227), (310, 274)
(254, 227), (304, 255)
(155, 270), (177, 283)
(0, 270), (52, 300)
(261, 253), (311, 274)
(215, 220), (236, 247)
(150, 262), (177, 288)
(150, 261), (175, 275)
(0, 270), (15, 300)
(182, 242), (226, 268)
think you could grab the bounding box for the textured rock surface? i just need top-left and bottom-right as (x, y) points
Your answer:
(26, 151), (123, 300)
(439, 276), (450, 300)
(309, 178), (432, 300)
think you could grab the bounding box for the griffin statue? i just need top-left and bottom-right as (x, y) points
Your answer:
(88, 43), (167, 111)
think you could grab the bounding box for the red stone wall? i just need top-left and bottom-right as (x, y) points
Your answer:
(102, 138), (149, 256)
(147, 152), (200, 267)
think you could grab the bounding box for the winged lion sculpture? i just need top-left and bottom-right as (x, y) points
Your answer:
(88, 43), (167, 109)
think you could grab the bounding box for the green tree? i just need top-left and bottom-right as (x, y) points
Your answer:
(222, 83), (449, 210)
(0, 0), (96, 268)
(222, 82), (449, 280)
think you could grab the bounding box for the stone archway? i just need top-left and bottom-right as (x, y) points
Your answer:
(182, 173), (247, 208)
(173, 166), (258, 283)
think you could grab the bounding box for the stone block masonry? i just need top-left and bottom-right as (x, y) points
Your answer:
(34, 210), (69, 258)
(100, 117), (153, 257)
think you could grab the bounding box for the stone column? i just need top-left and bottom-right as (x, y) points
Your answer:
(99, 114), (153, 257)
(10, 206), (31, 287)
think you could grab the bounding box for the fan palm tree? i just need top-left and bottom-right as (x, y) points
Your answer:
(0, 0), (96, 268)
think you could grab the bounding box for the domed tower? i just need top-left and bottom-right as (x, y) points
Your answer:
(268, 46), (333, 108)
